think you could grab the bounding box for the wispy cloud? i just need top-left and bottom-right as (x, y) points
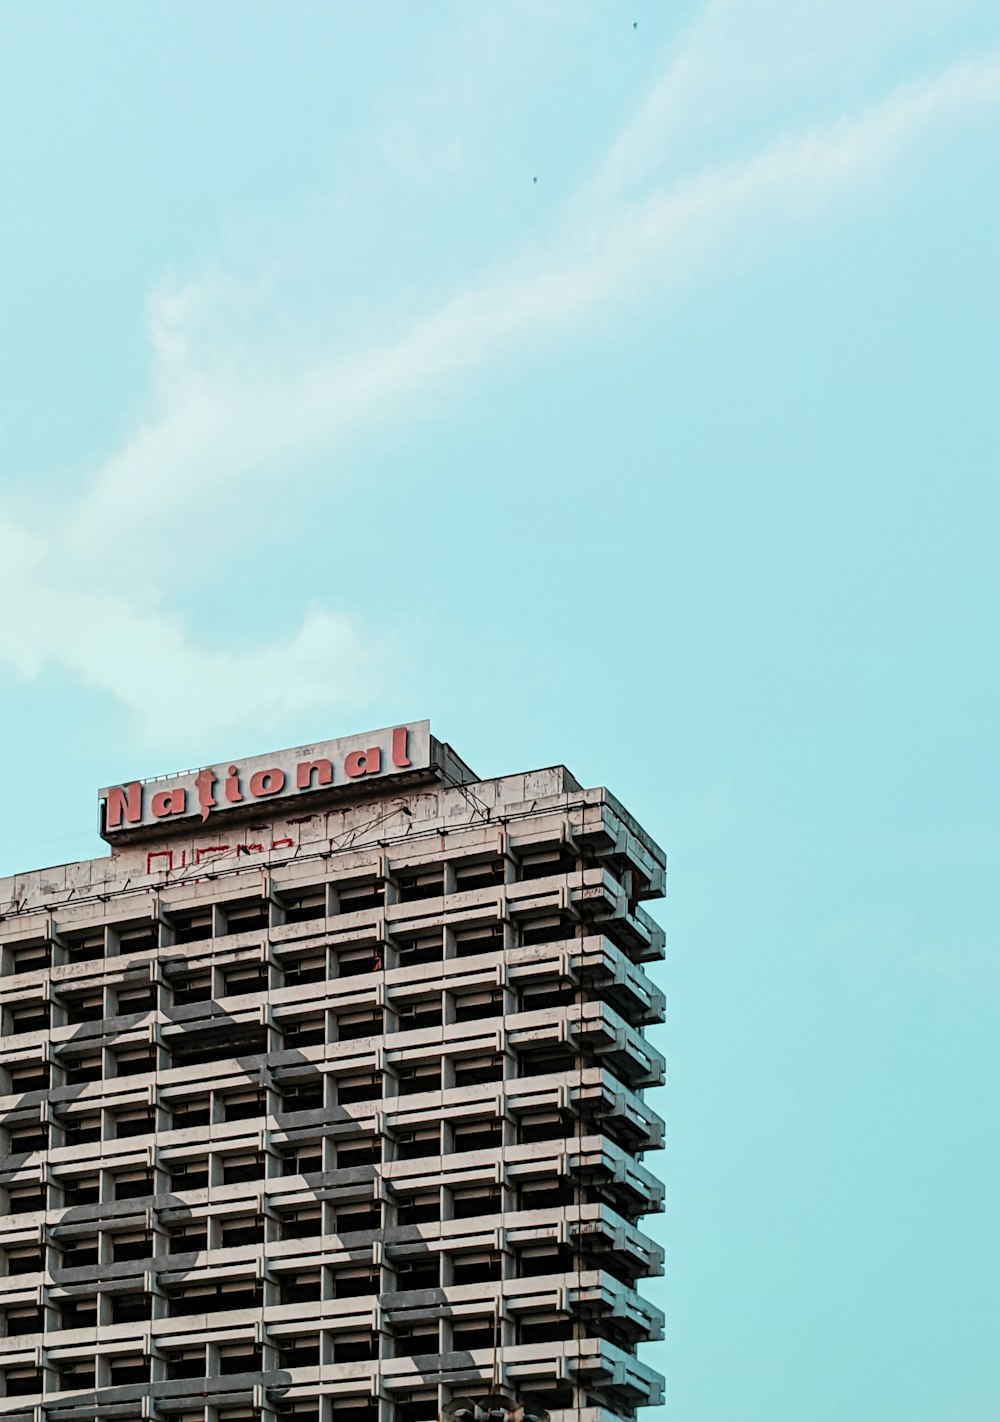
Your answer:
(5, 6), (999, 739)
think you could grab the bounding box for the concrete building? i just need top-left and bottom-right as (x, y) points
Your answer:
(0, 722), (665, 1422)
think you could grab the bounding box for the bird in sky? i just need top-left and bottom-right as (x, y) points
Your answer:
(532, 176), (538, 185)
(633, 20), (639, 30)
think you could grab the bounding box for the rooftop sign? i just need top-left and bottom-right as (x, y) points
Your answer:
(99, 721), (431, 841)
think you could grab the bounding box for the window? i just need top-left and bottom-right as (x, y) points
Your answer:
(167, 1348), (206, 1381)
(222, 1154), (264, 1185)
(453, 858), (506, 892)
(518, 1111), (572, 1144)
(116, 983), (157, 1014)
(393, 1324), (438, 1357)
(396, 1063), (440, 1096)
(116, 922), (158, 955)
(278, 1336), (319, 1368)
(7, 1121), (47, 1153)
(452, 1119), (502, 1153)
(395, 1129), (439, 1161)
(336, 1009), (383, 1041)
(8, 941), (50, 974)
(59, 1298), (97, 1329)
(334, 1201), (380, 1233)
(395, 868), (444, 903)
(223, 964), (269, 996)
(169, 1223), (208, 1254)
(171, 1097), (211, 1129)
(172, 971), (212, 1005)
(519, 981), (575, 1013)
(284, 952), (326, 985)
(394, 1255), (438, 1291)
(111, 1293), (151, 1323)
(8, 1061), (48, 1092)
(394, 1395), (438, 1422)
(224, 900), (270, 935)
(337, 1135), (380, 1168)
(115, 1108), (156, 1138)
(452, 1252), (502, 1285)
(453, 1055), (503, 1088)
(4, 1246), (43, 1275)
(112, 1232), (153, 1262)
(173, 910), (213, 944)
(223, 1091), (265, 1122)
(516, 1245), (575, 1278)
(518, 1180), (575, 1211)
(452, 1186), (501, 1220)
(396, 999), (442, 1032)
(281, 1145), (322, 1176)
(395, 934), (442, 966)
(110, 1356), (149, 1385)
(518, 848), (577, 881)
(280, 1079), (324, 1113)
(453, 925), (503, 958)
(61, 1238), (98, 1268)
(114, 1047), (157, 1077)
(283, 1014), (326, 1048)
(62, 1177), (99, 1207)
(280, 1272), (321, 1304)
(333, 1334), (376, 1363)
(64, 932), (104, 963)
(519, 914), (574, 947)
(283, 887), (326, 923)
(517, 1046), (577, 1078)
(170, 1161), (209, 1192)
(517, 1314), (573, 1344)
(452, 1317), (498, 1352)
(337, 881), (383, 914)
(337, 1073), (380, 1105)
(280, 1208), (321, 1240)
(331, 1267), (378, 1298)
(396, 1193), (439, 1226)
(58, 1359), (96, 1388)
(64, 1055), (102, 1085)
(218, 1343), (262, 1375)
(453, 990), (504, 1023)
(169, 1280), (262, 1316)
(337, 945), (380, 977)
(221, 1216), (264, 1248)
(9, 1001), (50, 1033)
(3, 1305), (43, 1336)
(114, 1170), (154, 1201)
(170, 1025), (267, 1066)
(7, 1183), (46, 1213)
(3, 1367), (42, 1396)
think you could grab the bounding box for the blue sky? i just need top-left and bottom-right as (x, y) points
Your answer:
(1, 2), (999, 1417)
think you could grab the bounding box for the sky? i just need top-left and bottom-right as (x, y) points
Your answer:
(1, 1), (999, 1417)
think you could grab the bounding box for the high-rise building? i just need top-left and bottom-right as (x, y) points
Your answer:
(0, 722), (665, 1422)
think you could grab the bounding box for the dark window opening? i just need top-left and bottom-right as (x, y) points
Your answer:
(166, 1350), (205, 1380)
(452, 1120), (503, 1153)
(331, 1268), (378, 1299)
(280, 1209), (321, 1240)
(452, 1319), (498, 1352)
(452, 1252), (502, 1285)
(517, 1048), (578, 1079)
(169, 1223), (208, 1254)
(395, 1396), (438, 1422)
(283, 889), (326, 924)
(222, 1154), (264, 1185)
(280, 1272), (321, 1304)
(396, 1065), (440, 1096)
(278, 1336), (320, 1368)
(281, 1146), (322, 1176)
(62, 1179), (98, 1207)
(518, 1180), (576, 1211)
(172, 972), (212, 1005)
(112, 1232), (153, 1262)
(222, 1216), (264, 1248)
(453, 858), (506, 892)
(280, 1080), (324, 1113)
(65, 934), (104, 963)
(336, 1010), (383, 1041)
(169, 1281), (262, 1316)
(396, 1000), (442, 1032)
(170, 1026), (267, 1067)
(453, 991), (504, 1023)
(171, 1098), (211, 1129)
(4, 1246), (43, 1275)
(224, 901), (270, 935)
(8, 1185), (47, 1214)
(114, 1049), (157, 1078)
(337, 1136), (380, 1168)
(3, 1368), (42, 1396)
(395, 1131), (439, 1161)
(283, 1016), (326, 1047)
(173, 912), (213, 944)
(64, 1056), (102, 1085)
(518, 849), (578, 882)
(518, 1112), (573, 1144)
(223, 965), (269, 996)
(453, 1056), (503, 1088)
(58, 1360), (95, 1388)
(111, 1293), (151, 1323)
(452, 1186), (502, 1220)
(116, 984), (157, 1014)
(115, 1109), (156, 1138)
(8, 1062), (48, 1092)
(333, 1334), (377, 1363)
(337, 881), (384, 914)
(114, 1171), (154, 1200)
(396, 1193), (440, 1226)
(337, 1074), (380, 1105)
(395, 870), (443, 904)
(3, 1307), (42, 1336)
(117, 924), (158, 955)
(218, 1344), (262, 1375)
(60, 1239), (98, 1268)
(395, 935), (442, 966)
(10, 1003), (50, 1033)
(516, 1245), (575, 1279)
(337, 946), (380, 978)
(59, 1299), (97, 1329)
(519, 915), (575, 948)
(7, 1123), (47, 1154)
(170, 1162), (209, 1192)
(223, 1092), (265, 1122)
(393, 1255), (439, 1291)
(110, 1356), (149, 1385)
(8, 943), (50, 974)
(284, 954), (326, 985)
(393, 1326), (438, 1357)
(519, 981), (576, 1013)
(334, 1203), (380, 1233)
(454, 926), (503, 958)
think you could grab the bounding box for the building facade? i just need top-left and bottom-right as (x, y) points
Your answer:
(0, 723), (665, 1422)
